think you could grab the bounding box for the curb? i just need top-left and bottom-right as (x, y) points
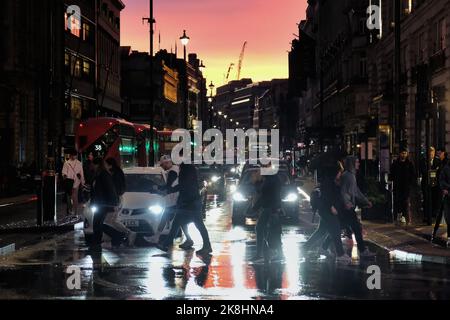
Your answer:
(0, 220), (82, 235)
(365, 238), (450, 265)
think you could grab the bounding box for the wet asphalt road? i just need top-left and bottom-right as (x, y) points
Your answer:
(2, 188), (450, 300)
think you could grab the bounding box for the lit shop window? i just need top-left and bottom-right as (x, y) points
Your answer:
(83, 23), (91, 42)
(83, 61), (91, 78)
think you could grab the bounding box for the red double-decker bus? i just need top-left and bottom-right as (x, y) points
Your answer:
(75, 118), (137, 168)
(134, 124), (160, 167)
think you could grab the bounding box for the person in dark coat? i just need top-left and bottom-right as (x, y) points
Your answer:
(82, 152), (96, 203)
(390, 149), (416, 225)
(105, 157), (126, 198)
(250, 163), (283, 262)
(90, 158), (120, 249)
(420, 147), (442, 223)
(158, 163), (212, 256)
(303, 162), (351, 263)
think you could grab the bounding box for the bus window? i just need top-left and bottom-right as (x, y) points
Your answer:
(120, 138), (136, 168)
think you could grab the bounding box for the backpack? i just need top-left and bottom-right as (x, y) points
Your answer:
(310, 186), (321, 213)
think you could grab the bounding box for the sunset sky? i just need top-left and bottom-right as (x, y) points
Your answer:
(120, 0), (307, 91)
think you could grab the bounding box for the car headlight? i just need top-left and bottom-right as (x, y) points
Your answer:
(229, 184), (237, 193)
(148, 205), (164, 215)
(232, 192), (248, 202)
(282, 193), (298, 202)
(91, 206), (98, 214)
(211, 176), (221, 183)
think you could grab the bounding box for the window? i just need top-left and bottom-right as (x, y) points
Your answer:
(70, 58), (81, 78)
(102, 3), (108, 16)
(83, 61), (91, 78)
(83, 23), (91, 42)
(65, 53), (70, 67)
(418, 33), (426, 62)
(115, 17), (120, 29)
(109, 11), (114, 24)
(438, 18), (447, 51)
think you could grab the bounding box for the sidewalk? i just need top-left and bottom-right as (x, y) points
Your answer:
(0, 194), (37, 207)
(298, 176), (450, 265)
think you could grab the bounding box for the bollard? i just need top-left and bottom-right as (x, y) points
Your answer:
(42, 170), (57, 224)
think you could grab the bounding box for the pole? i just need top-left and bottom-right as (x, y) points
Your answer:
(143, 0), (155, 165)
(184, 45), (188, 129)
(394, 0), (404, 149)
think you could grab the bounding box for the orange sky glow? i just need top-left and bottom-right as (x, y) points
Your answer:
(121, 0), (307, 91)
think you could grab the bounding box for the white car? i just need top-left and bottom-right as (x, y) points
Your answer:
(83, 167), (173, 245)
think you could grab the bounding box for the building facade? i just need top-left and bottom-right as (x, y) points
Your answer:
(368, 0), (450, 175)
(121, 49), (207, 131)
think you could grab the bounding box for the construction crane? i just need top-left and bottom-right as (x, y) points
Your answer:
(236, 41), (247, 80)
(225, 63), (235, 83)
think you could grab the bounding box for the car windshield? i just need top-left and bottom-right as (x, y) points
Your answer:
(240, 171), (290, 186)
(125, 174), (164, 193)
(197, 167), (221, 179)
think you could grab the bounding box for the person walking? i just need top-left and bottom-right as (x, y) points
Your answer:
(435, 160), (450, 247)
(340, 156), (375, 258)
(104, 157), (137, 247)
(62, 149), (85, 216)
(303, 162), (352, 263)
(82, 152), (96, 203)
(250, 164), (283, 263)
(89, 158), (120, 250)
(158, 163), (212, 256)
(420, 147), (441, 223)
(390, 149), (416, 225)
(145, 155), (194, 249)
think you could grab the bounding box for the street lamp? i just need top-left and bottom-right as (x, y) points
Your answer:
(218, 111), (222, 116)
(180, 30), (190, 129)
(199, 60), (205, 72)
(209, 81), (215, 96)
(180, 29), (190, 47)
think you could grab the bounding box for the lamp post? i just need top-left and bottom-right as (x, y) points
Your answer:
(143, 0), (156, 165)
(180, 30), (190, 129)
(208, 81), (215, 129)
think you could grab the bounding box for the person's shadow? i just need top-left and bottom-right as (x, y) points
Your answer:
(251, 262), (284, 296)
